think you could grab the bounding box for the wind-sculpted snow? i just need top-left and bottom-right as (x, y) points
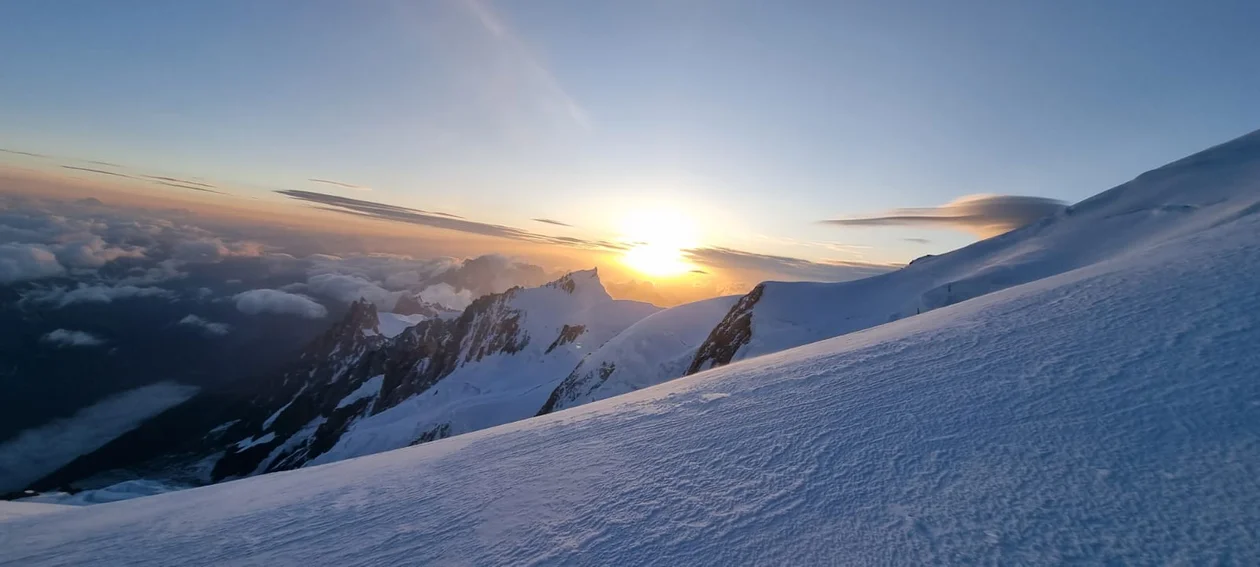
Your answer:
(3, 186), (1258, 565)
(690, 128), (1260, 372)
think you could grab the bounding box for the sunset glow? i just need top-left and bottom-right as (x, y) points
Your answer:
(618, 208), (698, 278)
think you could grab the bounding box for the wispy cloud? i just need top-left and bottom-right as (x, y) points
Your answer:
(684, 247), (896, 282)
(41, 329), (107, 348)
(62, 165), (129, 178)
(144, 175), (217, 190)
(904, 237), (931, 244)
(60, 165), (224, 195)
(277, 189), (623, 251)
(821, 194), (1066, 237)
(532, 218), (572, 227)
(85, 159), (125, 168)
(0, 148), (48, 158)
(309, 178), (372, 192)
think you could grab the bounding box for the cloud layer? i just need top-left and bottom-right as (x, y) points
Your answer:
(233, 289), (328, 319)
(0, 243), (65, 283)
(822, 194), (1067, 237)
(41, 329), (107, 348)
(178, 314), (231, 336)
(24, 284), (175, 308)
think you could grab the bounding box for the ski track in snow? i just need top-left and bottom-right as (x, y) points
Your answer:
(2, 195), (1258, 565)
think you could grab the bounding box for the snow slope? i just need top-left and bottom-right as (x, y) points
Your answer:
(539, 294), (740, 414)
(3, 130), (1259, 565)
(0, 501), (73, 522)
(690, 128), (1260, 372)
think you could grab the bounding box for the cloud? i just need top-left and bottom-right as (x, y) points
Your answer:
(0, 148), (48, 158)
(53, 236), (146, 269)
(531, 218), (572, 227)
(178, 314), (230, 336)
(141, 176), (217, 190)
(903, 238), (932, 244)
(0, 382), (199, 492)
(60, 165), (223, 194)
(234, 289), (327, 318)
(309, 178), (371, 192)
(684, 247), (895, 282)
(61, 165), (129, 178)
(115, 259), (187, 285)
(172, 237), (264, 263)
(304, 273), (401, 309)
(0, 243), (65, 283)
(23, 284), (176, 308)
(821, 194), (1067, 237)
(41, 329), (107, 348)
(417, 283), (474, 311)
(277, 190), (625, 252)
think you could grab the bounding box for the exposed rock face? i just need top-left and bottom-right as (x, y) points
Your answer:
(545, 324), (586, 354)
(686, 284), (765, 375)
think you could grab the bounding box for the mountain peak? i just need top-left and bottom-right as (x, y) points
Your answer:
(543, 268), (610, 302)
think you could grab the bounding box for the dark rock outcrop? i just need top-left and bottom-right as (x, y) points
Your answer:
(685, 284), (765, 375)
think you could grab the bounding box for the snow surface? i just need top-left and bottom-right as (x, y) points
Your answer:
(4, 131), (1260, 565)
(233, 432), (276, 451)
(0, 501), (73, 522)
(544, 294), (740, 412)
(375, 312), (427, 338)
(700, 129), (1260, 369)
(334, 375), (383, 410)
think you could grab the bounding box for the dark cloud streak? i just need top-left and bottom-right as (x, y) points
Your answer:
(309, 178), (371, 192)
(278, 189), (624, 252)
(684, 247), (895, 282)
(0, 148), (49, 158)
(822, 194), (1066, 237)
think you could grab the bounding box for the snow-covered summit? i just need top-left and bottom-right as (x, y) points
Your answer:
(690, 128), (1260, 372)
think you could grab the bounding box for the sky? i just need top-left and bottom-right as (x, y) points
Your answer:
(2, 0), (1259, 296)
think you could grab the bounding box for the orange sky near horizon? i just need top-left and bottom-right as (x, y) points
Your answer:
(1, 164), (749, 306)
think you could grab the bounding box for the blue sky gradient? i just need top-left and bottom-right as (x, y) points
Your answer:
(2, 0), (1258, 264)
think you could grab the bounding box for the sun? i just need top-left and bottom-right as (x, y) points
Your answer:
(617, 208), (698, 278)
